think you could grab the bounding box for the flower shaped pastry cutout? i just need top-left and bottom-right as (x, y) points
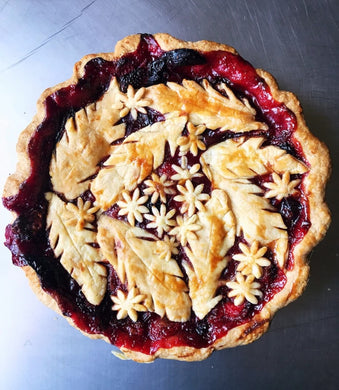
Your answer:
(111, 287), (149, 322)
(144, 173), (175, 203)
(169, 214), (201, 246)
(177, 122), (207, 156)
(171, 156), (203, 182)
(112, 85), (152, 120)
(226, 273), (262, 306)
(117, 188), (149, 226)
(159, 235), (180, 261)
(264, 172), (301, 200)
(174, 180), (210, 217)
(65, 198), (99, 230)
(145, 204), (176, 237)
(233, 241), (271, 279)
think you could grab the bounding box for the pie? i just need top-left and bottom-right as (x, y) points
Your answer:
(3, 33), (330, 362)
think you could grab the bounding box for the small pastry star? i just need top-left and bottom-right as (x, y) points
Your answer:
(112, 84), (152, 120)
(177, 122), (206, 156)
(169, 214), (201, 246)
(171, 156), (203, 182)
(65, 198), (99, 230)
(145, 204), (176, 237)
(264, 172), (301, 200)
(226, 273), (262, 306)
(117, 188), (149, 226)
(233, 241), (271, 279)
(159, 235), (180, 261)
(143, 173), (175, 203)
(111, 287), (148, 322)
(174, 180), (210, 217)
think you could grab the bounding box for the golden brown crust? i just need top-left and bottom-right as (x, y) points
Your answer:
(4, 34), (330, 363)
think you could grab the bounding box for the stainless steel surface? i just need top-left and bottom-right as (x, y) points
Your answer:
(0, 0), (338, 389)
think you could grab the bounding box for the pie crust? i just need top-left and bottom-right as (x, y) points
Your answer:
(3, 33), (331, 362)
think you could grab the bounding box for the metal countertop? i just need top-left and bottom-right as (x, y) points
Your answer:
(0, 1), (338, 389)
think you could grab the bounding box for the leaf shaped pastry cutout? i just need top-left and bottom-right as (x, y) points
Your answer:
(97, 216), (191, 322)
(46, 193), (107, 305)
(50, 78), (126, 199)
(204, 172), (288, 267)
(184, 190), (236, 319)
(145, 79), (267, 132)
(201, 136), (308, 179)
(200, 136), (308, 267)
(92, 115), (187, 210)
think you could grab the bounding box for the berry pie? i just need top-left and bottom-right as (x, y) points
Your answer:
(3, 34), (330, 362)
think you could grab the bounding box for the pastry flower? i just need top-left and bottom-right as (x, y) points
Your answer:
(233, 241), (271, 279)
(169, 214), (201, 246)
(177, 122), (207, 156)
(65, 198), (99, 230)
(174, 180), (210, 217)
(264, 172), (301, 200)
(171, 156), (203, 182)
(143, 173), (175, 203)
(117, 188), (149, 226)
(145, 204), (176, 237)
(112, 84), (152, 120)
(159, 235), (180, 261)
(226, 273), (262, 306)
(111, 287), (148, 322)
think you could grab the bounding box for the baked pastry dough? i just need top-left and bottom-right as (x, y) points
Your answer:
(3, 34), (330, 362)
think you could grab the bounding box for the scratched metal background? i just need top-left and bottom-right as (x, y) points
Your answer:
(0, 0), (338, 389)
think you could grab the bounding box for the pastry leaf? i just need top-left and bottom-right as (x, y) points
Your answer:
(146, 79), (267, 132)
(46, 193), (107, 305)
(201, 136), (308, 179)
(50, 79), (126, 199)
(97, 216), (191, 322)
(184, 189), (236, 319)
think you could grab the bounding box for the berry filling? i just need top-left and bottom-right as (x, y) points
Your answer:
(3, 34), (310, 355)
